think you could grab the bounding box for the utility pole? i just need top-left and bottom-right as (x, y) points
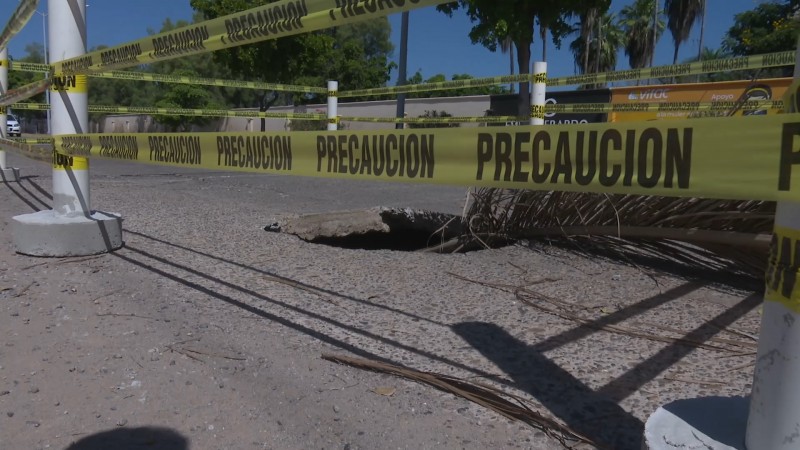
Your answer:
(35, 9), (49, 135)
(395, 11), (409, 130)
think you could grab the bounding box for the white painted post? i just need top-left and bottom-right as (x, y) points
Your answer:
(11, 0), (122, 256)
(530, 62), (546, 126)
(0, 47), (8, 169)
(327, 80), (338, 131)
(745, 36), (800, 450)
(49, 0), (89, 215)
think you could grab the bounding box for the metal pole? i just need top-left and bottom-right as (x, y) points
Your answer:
(37, 9), (50, 135)
(651, 0), (658, 68)
(0, 47), (8, 169)
(49, 0), (89, 215)
(327, 80), (338, 131)
(395, 11), (409, 130)
(530, 62), (546, 126)
(745, 34), (800, 450)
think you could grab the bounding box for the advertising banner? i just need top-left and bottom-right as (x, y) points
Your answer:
(610, 78), (792, 122)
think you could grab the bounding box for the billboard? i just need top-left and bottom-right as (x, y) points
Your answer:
(488, 89), (610, 125)
(610, 77), (791, 122)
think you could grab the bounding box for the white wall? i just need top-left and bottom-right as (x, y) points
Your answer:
(98, 95), (493, 133)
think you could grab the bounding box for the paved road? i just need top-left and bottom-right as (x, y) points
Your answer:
(0, 152), (762, 450)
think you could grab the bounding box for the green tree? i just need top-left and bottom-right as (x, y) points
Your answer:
(619, 0), (664, 71)
(8, 43), (48, 130)
(664, 0), (705, 65)
(407, 110), (460, 128)
(190, 0), (394, 105)
(674, 47), (737, 83)
(569, 11), (624, 83)
(145, 16), (243, 108)
(499, 36), (515, 93)
(404, 72), (508, 98)
(723, 0), (800, 57)
(437, 1), (606, 115)
(153, 69), (222, 131)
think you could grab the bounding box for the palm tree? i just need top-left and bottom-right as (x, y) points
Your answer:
(696, 0), (706, 62)
(570, 12), (624, 87)
(664, 0), (705, 65)
(499, 36), (515, 93)
(619, 0), (664, 71)
(683, 47), (736, 82)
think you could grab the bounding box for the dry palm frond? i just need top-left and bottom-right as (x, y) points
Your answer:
(321, 353), (601, 449)
(458, 189), (773, 279)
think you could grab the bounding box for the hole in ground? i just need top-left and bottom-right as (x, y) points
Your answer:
(310, 229), (442, 251)
(271, 207), (506, 252)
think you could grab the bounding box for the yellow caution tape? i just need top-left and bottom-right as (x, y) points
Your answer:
(89, 70), (326, 94)
(14, 100), (785, 115)
(53, 0), (446, 75)
(0, 60), (7, 68)
(783, 78), (800, 114)
(339, 52), (795, 98)
(51, 113), (800, 202)
(88, 105), (325, 120)
(9, 61), (49, 72)
(52, 153), (88, 170)
(10, 102), (50, 111)
(766, 226), (800, 313)
(530, 104), (546, 119)
(0, 136), (52, 164)
(50, 74), (88, 93)
(0, 0), (38, 50)
(0, 79), (50, 107)
(551, 100), (784, 114)
(10, 137), (54, 145)
(339, 115), (519, 124)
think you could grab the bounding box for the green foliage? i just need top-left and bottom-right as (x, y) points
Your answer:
(437, 1), (609, 114)
(190, 0), (394, 105)
(152, 69), (222, 131)
(619, 0), (664, 69)
(664, 0), (705, 65)
(672, 47), (739, 83)
(403, 72), (508, 98)
(723, 0), (800, 57)
(407, 110), (460, 129)
(289, 117), (344, 131)
(7, 43), (47, 127)
(569, 11), (624, 80)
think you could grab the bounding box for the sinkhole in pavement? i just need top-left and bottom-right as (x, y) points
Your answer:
(265, 207), (465, 252)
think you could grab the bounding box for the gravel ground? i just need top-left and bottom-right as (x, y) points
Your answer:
(0, 153), (763, 450)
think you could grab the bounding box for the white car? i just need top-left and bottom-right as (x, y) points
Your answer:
(6, 114), (20, 137)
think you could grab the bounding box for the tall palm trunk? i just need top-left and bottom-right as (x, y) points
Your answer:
(595, 17), (603, 75)
(517, 38), (532, 117)
(541, 26), (548, 62)
(510, 40), (515, 93)
(650, 0), (657, 67)
(696, 0), (705, 81)
(583, 8), (596, 74)
(696, 0), (706, 60)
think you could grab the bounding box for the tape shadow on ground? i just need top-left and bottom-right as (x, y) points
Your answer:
(113, 245), (506, 382)
(1, 175), (50, 212)
(452, 292), (761, 450)
(453, 321), (644, 450)
(64, 426), (188, 450)
(1, 163), (602, 391)
(122, 229), (449, 329)
(596, 292), (761, 402)
(533, 282), (705, 354)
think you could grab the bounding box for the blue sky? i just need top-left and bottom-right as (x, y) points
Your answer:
(1, 0), (774, 87)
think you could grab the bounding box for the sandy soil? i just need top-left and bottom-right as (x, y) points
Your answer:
(0, 153), (762, 450)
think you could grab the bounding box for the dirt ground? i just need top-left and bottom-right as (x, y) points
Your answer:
(0, 153), (763, 450)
